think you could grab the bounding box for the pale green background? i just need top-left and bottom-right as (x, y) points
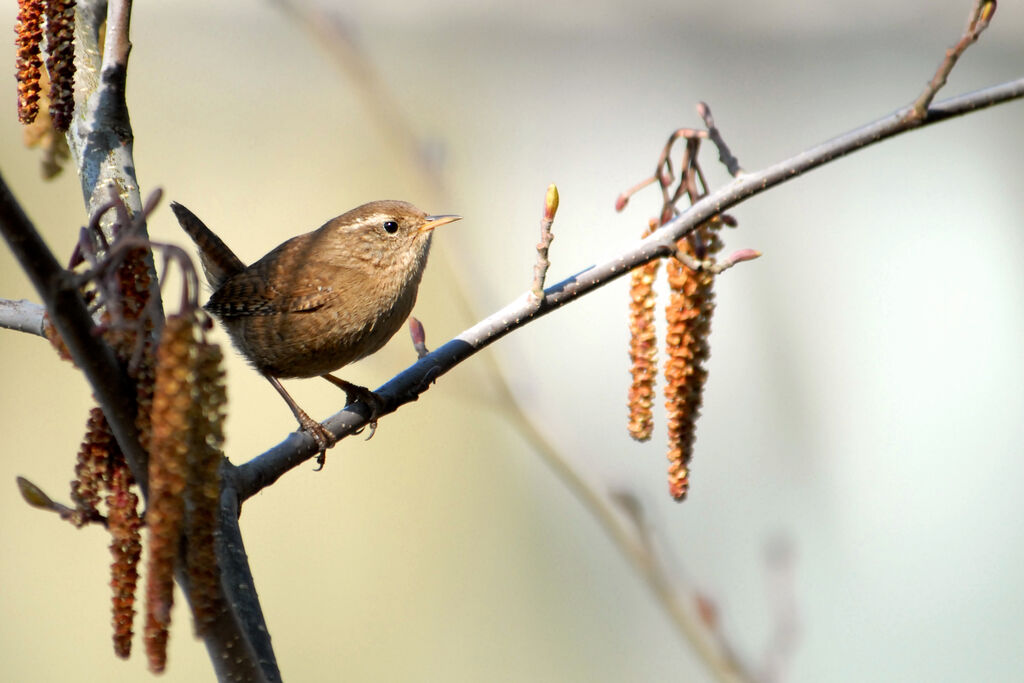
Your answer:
(2, 1), (1023, 681)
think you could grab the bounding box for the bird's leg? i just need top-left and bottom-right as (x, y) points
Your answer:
(265, 375), (337, 468)
(321, 374), (382, 440)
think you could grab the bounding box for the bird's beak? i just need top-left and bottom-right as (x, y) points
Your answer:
(419, 214), (462, 233)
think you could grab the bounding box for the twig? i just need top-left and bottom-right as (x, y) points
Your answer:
(697, 101), (743, 177)
(234, 77), (1024, 499)
(479, 375), (754, 682)
(268, 0), (444, 193)
(530, 184), (560, 303)
(907, 0), (997, 122)
(759, 537), (800, 683)
(0, 298), (46, 336)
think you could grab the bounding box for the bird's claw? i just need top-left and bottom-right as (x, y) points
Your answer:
(300, 417), (336, 470)
(352, 419), (379, 441)
(323, 374), (383, 440)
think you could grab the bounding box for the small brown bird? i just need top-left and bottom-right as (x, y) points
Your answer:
(171, 200), (461, 459)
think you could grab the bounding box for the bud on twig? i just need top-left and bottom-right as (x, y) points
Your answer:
(408, 316), (429, 358)
(531, 183), (559, 302)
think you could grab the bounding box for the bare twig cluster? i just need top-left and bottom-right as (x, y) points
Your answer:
(618, 108), (757, 501)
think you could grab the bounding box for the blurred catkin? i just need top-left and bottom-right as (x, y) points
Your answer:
(145, 314), (195, 673)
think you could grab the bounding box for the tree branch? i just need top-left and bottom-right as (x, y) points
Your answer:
(70, 0), (164, 328)
(0, 298), (46, 336)
(235, 77), (1024, 498)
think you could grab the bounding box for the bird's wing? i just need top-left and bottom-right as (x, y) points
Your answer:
(205, 254), (346, 318)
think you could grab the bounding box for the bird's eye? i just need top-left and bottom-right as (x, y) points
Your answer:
(383, 220), (399, 234)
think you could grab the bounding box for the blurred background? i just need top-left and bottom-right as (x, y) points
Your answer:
(2, 1), (1023, 681)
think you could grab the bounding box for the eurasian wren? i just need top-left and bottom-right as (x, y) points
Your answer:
(170, 200), (461, 459)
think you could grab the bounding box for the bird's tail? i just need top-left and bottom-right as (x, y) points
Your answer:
(170, 202), (246, 290)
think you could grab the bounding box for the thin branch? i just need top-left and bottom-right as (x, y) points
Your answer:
(235, 77), (1024, 499)
(697, 101), (743, 177)
(908, 0), (997, 121)
(268, 0), (444, 192)
(0, 298), (46, 336)
(488, 377), (755, 682)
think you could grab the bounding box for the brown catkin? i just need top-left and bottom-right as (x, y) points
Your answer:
(134, 338), (156, 457)
(42, 312), (73, 363)
(70, 407), (112, 527)
(116, 247), (153, 326)
(43, 0), (76, 131)
(107, 456), (142, 659)
(144, 314), (196, 673)
(69, 406), (144, 655)
(15, 0), (44, 124)
(627, 218), (661, 441)
(185, 340), (225, 635)
(21, 67), (70, 178)
(663, 225), (721, 501)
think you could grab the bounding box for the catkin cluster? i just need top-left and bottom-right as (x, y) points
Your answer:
(40, 223), (226, 669)
(14, 0), (76, 130)
(627, 221), (723, 501)
(15, 0), (44, 124)
(69, 407), (145, 655)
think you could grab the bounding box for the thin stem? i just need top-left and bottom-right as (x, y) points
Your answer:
(908, 0), (997, 121)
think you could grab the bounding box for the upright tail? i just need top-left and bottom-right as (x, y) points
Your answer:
(170, 202), (246, 290)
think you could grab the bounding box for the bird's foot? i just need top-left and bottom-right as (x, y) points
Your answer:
(322, 374), (383, 440)
(297, 413), (337, 470)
